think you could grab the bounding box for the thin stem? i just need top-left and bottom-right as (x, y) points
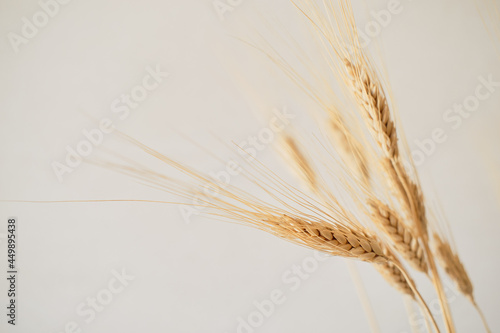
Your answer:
(422, 240), (455, 333)
(472, 300), (491, 333)
(391, 261), (440, 333)
(390, 161), (455, 332)
(404, 296), (423, 333)
(347, 261), (381, 333)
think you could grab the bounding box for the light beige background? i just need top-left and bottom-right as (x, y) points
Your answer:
(0, 0), (499, 332)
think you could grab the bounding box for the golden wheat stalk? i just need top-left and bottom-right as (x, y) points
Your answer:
(281, 135), (424, 332)
(263, 211), (438, 328)
(100, 133), (441, 331)
(292, 0), (430, 235)
(344, 55), (456, 331)
(343, 61), (429, 234)
(322, 113), (429, 275)
(290, 1), (456, 331)
(283, 131), (423, 274)
(252, 210), (437, 330)
(342, 49), (454, 333)
(280, 136), (421, 298)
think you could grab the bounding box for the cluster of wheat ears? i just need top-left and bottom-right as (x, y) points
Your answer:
(12, 1), (493, 332)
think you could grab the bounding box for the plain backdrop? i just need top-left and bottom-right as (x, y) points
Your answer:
(0, 0), (499, 332)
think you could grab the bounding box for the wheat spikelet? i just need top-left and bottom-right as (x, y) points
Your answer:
(375, 260), (414, 297)
(406, 176), (428, 231)
(298, 1), (455, 329)
(282, 215), (416, 298)
(268, 214), (389, 262)
(434, 234), (473, 298)
(114, 133), (422, 302)
(283, 135), (319, 191)
(370, 199), (428, 273)
(342, 58), (430, 241)
(343, 58), (430, 238)
(344, 58), (428, 235)
(279, 136), (421, 301)
(326, 119), (428, 274)
(433, 234), (493, 332)
(274, 214), (415, 298)
(276, 137), (418, 300)
(293, 1), (428, 237)
(431, 231), (492, 332)
(344, 60), (398, 159)
(104, 4), (442, 329)
(384, 159), (429, 232)
(328, 117), (370, 185)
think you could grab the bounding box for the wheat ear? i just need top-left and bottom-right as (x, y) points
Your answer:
(280, 136), (424, 299)
(277, 215), (389, 262)
(344, 60), (398, 159)
(332, 4), (454, 330)
(280, 215), (424, 298)
(374, 259), (414, 297)
(344, 59), (453, 331)
(269, 214), (439, 332)
(328, 115), (370, 186)
(283, 135), (319, 191)
(369, 200), (428, 273)
(434, 234), (491, 333)
(434, 234), (473, 297)
(281, 135), (427, 332)
(344, 59), (429, 234)
(323, 111), (428, 274)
